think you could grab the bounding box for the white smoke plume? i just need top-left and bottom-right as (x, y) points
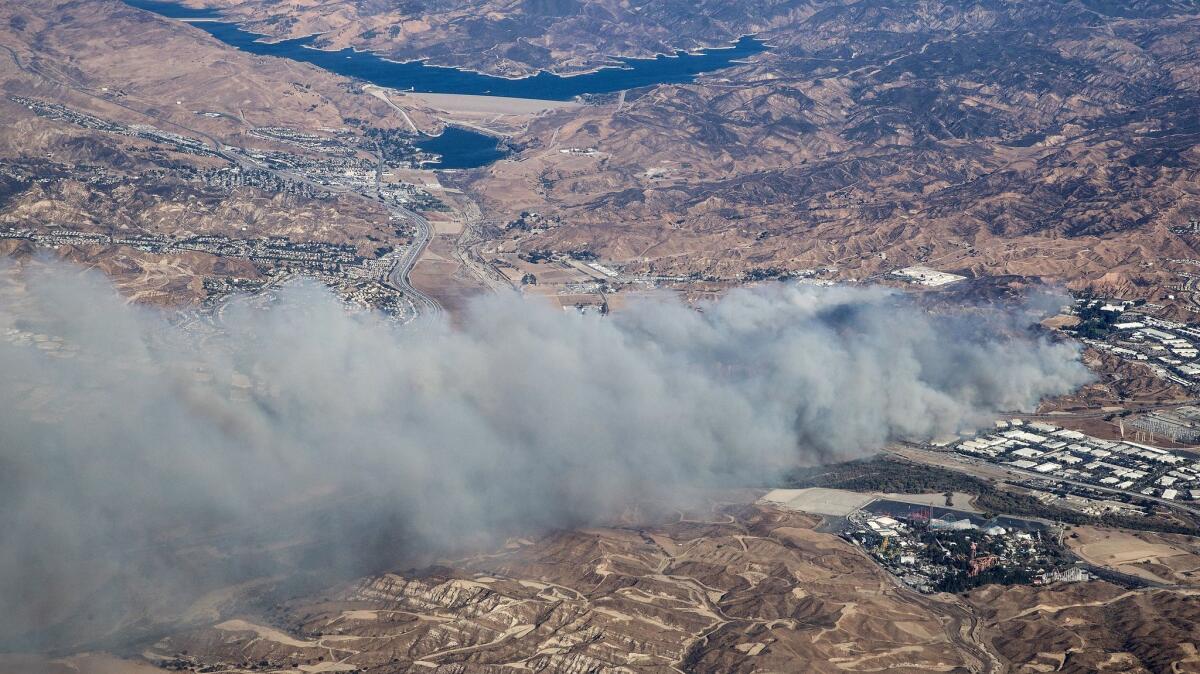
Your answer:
(0, 260), (1091, 649)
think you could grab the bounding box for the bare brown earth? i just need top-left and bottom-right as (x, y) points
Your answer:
(141, 505), (1200, 674)
(1040, 349), (1194, 411)
(162, 0), (1200, 299)
(155, 504), (987, 673)
(968, 582), (1200, 673)
(491, 5), (1200, 298)
(0, 0), (439, 138)
(6, 0), (1200, 306)
(0, 0), (452, 303)
(473, 72), (1200, 294)
(408, 222), (492, 315)
(5, 2), (1200, 671)
(164, 0), (794, 78)
(1067, 525), (1200, 586)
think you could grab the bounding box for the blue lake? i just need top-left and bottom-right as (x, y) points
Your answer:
(122, 0), (767, 167)
(414, 127), (508, 170)
(123, 0), (767, 100)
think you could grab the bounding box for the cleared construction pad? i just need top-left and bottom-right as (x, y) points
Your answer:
(759, 488), (876, 516)
(761, 488), (980, 517)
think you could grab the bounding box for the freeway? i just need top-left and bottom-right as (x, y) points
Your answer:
(1026, 399), (1200, 421)
(255, 153), (442, 319)
(362, 85), (419, 134)
(888, 444), (1200, 519)
(364, 87), (444, 319)
(384, 205), (442, 317)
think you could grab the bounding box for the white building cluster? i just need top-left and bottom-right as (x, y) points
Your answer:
(954, 419), (1200, 502)
(1087, 306), (1200, 387)
(890, 265), (965, 287)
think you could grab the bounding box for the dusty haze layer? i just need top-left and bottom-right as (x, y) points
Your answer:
(0, 260), (1091, 649)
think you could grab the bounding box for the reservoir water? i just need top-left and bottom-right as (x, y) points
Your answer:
(122, 0), (768, 167)
(413, 127), (507, 170)
(124, 0), (766, 100)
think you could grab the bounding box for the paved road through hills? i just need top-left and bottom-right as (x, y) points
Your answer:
(385, 205), (442, 317)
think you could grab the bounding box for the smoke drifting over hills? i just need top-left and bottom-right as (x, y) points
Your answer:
(0, 261), (1091, 649)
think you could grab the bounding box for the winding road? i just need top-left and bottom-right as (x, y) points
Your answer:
(384, 205), (442, 318)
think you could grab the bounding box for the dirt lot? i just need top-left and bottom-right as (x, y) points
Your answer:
(760, 487), (978, 517)
(1068, 525), (1200, 585)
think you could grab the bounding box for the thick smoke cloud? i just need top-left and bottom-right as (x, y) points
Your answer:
(0, 260), (1091, 649)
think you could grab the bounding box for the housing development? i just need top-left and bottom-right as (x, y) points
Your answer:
(0, 226), (426, 318)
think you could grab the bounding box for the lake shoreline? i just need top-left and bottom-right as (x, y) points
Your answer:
(122, 0), (768, 101)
